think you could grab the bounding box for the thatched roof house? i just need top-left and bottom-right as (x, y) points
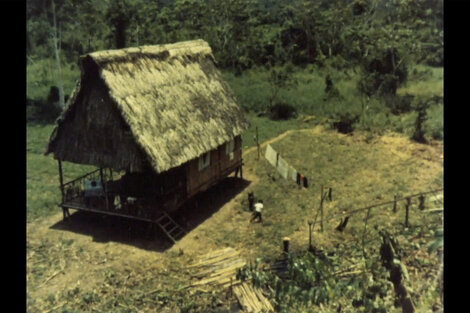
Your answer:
(46, 39), (249, 174)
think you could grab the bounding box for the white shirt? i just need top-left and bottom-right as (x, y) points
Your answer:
(254, 203), (263, 213)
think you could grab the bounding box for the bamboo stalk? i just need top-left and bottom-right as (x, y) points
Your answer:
(189, 249), (240, 267)
(39, 270), (62, 287)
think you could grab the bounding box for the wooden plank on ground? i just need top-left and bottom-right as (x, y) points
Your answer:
(187, 247), (246, 289)
(233, 282), (273, 313)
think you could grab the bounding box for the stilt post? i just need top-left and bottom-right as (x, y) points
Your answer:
(58, 159), (65, 202)
(100, 168), (109, 211)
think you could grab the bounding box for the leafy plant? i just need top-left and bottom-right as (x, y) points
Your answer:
(428, 228), (443, 254)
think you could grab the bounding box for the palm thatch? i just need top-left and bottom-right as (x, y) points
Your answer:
(46, 39), (250, 173)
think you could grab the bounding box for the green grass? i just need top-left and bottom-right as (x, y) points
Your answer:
(27, 123), (94, 221)
(27, 62), (443, 221)
(27, 123), (443, 313)
(27, 58), (80, 101)
(240, 112), (315, 149)
(398, 64), (444, 98)
(236, 129), (442, 312)
(226, 64), (443, 141)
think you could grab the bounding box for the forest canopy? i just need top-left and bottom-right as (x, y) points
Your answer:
(27, 0), (443, 122)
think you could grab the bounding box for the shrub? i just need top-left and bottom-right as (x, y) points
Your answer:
(269, 102), (297, 120)
(384, 94), (414, 115)
(332, 112), (359, 134)
(411, 100), (430, 143)
(26, 98), (62, 123)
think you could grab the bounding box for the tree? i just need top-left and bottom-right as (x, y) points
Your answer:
(106, 0), (135, 49)
(51, 0), (65, 108)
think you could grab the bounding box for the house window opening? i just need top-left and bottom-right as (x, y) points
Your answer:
(198, 152), (211, 171)
(226, 139), (235, 160)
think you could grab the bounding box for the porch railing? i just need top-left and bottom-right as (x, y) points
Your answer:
(61, 168), (113, 205)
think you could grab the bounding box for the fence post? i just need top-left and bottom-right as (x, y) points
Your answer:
(308, 220), (313, 250)
(320, 185), (324, 232)
(393, 195), (397, 213)
(419, 194), (425, 210)
(283, 237), (290, 255)
(362, 207), (372, 258)
(405, 197), (411, 228)
(256, 126), (260, 160)
(328, 187), (332, 201)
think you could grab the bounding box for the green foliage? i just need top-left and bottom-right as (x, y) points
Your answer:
(411, 99), (431, 143)
(82, 291), (101, 304)
(27, 124), (95, 221)
(26, 0), (443, 72)
(26, 0), (443, 125)
(268, 63), (298, 107)
(332, 112), (360, 134)
(428, 228), (443, 254)
(236, 250), (397, 313)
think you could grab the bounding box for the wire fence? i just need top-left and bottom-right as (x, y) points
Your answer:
(307, 187), (444, 252)
(323, 188), (443, 224)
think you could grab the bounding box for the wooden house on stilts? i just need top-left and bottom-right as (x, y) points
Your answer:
(45, 40), (250, 242)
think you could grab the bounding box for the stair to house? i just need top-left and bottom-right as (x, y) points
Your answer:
(154, 211), (187, 243)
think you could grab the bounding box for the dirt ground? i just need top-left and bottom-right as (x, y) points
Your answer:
(27, 145), (262, 308)
(27, 126), (443, 311)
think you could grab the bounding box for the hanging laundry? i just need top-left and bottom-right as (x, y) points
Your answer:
(299, 174), (305, 189)
(289, 166), (297, 182)
(277, 156), (289, 179)
(296, 173), (301, 185)
(265, 144), (278, 168)
(303, 176), (309, 188)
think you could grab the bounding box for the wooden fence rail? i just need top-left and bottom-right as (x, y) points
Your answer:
(323, 188), (443, 224)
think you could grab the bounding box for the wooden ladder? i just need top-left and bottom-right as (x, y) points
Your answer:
(154, 211), (187, 243)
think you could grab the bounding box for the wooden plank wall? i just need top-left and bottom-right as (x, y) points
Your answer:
(186, 136), (242, 197)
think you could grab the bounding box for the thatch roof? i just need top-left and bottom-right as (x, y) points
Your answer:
(46, 39), (250, 173)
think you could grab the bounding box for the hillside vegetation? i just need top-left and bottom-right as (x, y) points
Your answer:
(27, 0), (443, 312)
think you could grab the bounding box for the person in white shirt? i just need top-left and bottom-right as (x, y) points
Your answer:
(251, 200), (263, 223)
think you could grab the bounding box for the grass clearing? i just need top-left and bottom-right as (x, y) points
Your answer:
(27, 123), (94, 221)
(27, 61), (443, 312)
(27, 125), (443, 312)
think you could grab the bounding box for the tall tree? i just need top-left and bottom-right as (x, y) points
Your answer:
(106, 0), (134, 49)
(51, 0), (65, 108)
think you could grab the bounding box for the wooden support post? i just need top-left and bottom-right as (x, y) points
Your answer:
(100, 168), (109, 211)
(405, 198), (410, 228)
(320, 185), (324, 232)
(239, 164), (243, 179)
(418, 195), (425, 210)
(362, 207), (371, 258)
(283, 237), (290, 254)
(256, 126), (260, 160)
(308, 220), (313, 251)
(58, 159), (65, 202)
(393, 194), (397, 213)
(58, 160), (70, 220)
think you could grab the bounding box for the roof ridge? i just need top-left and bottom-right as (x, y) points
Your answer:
(83, 39), (211, 63)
